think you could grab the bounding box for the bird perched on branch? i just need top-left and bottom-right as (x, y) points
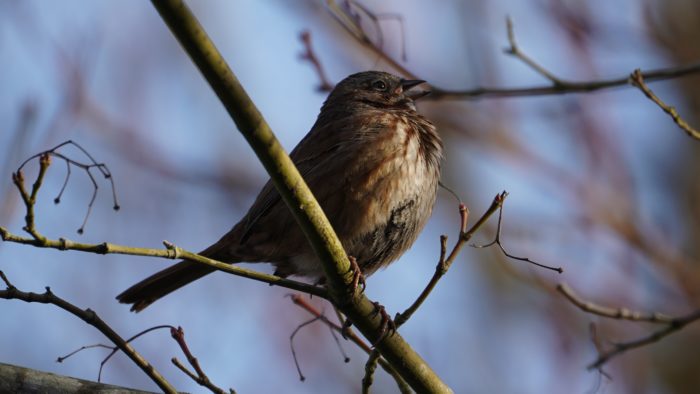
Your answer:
(117, 71), (442, 312)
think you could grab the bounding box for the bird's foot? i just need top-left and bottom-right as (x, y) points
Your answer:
(348, 256), (366, 295)
(370, 301), (396, 347)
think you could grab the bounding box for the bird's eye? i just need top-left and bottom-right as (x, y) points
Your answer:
(371, 80), (387, 91)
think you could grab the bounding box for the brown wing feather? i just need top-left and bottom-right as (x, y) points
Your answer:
(116, 118), (346, 311)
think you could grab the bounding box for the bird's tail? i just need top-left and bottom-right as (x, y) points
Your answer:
(116, 259), (217, 312)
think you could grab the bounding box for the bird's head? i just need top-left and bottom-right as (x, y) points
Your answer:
(325, 71), (429, 112)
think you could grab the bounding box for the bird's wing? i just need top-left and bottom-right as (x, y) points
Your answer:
(239, 120), (344, 243)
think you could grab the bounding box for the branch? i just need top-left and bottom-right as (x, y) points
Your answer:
(556, 283), (700, 370)
(0, 362), (158, 394)
(0, 271), (176, 393)
(471, 198), (563, 274)
(288, 294), (411, 393)
(324, 5), (700, 100)
(557, 283), (673, 323)
(15, 140), (120, 235)
(0, 227), (327, 298)
(395, 194), (505, 328)
(298, 30), (333, 92)
(149, 1), (451, 392)
(170, 326), (235, 394)
(431, 18), (700, 99)
(588, 309), (700, 370)
(629, 69), (700, 140)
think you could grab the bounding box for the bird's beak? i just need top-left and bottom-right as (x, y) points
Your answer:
(400, 79), (430, 100)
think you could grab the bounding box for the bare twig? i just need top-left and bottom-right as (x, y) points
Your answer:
(557, 283), (673, 323)
(0, 271), (176, 393)
(359, 196), (500, 392)
(15, 140), (120, 234)
(361, 350), (382, 394)
(325, 5), (700, 100)
(325, 0), (418, 80)
(394, 193), (507, 329)
(58, 325), (172, 382)
(588, 309), (700, 370)
(289, 315), (324, 382)
(171, 326), (235, 394)
(629, 68), (700, 140)
(346, 0), (408, 62)
(556, 283), (700, 370)
(587, 323), (612, 381)
(299, 30), (334, 92)
(288, 294), (411, 393)
(287, 306), (353, 381)
(471, 200), (563, 273)
(503, 16), (564, 85)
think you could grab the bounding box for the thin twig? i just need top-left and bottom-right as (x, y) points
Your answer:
(0, 271), (176, 393)
(394, 193), (507, 329)
(556, 283), (700, 369)
(288, 294), (411, 393)
(58, 325), (172, 382)
(557, 283), (673, 323)
(325, 0), (418, 80)
(471, 200), (563, 273)
(325, 5), (700, 100)
(299, 30), (334, 92)
(171, 326), (235, 394)
(362, 350), (382, 394)
(289, 315), (324, 382)
(588, 309), (700, 370)
(15, 140), (120, 234)
(504, 16), (564, 85)
(629, 69), (700, 140)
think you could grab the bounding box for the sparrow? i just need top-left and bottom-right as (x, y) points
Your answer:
(117, 71), (442, 312)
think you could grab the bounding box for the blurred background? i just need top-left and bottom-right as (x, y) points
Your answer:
(1, 0), (700, 393)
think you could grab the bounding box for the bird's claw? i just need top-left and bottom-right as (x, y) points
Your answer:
(348, 256), (366, 295)
(370, 301), (396, 347)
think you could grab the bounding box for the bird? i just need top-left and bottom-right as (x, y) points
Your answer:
(117, 71), (443, 312)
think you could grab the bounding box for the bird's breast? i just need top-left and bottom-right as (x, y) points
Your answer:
(340, 113), (440, 243)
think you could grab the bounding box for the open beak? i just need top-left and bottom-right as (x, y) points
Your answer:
(400, 79), (430, 100)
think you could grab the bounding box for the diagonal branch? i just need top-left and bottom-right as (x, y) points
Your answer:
(629, 69), (700, 140)
(0, 271), (176, 393)
(149, 1), (451, 392)
(556, 283), (700, 370)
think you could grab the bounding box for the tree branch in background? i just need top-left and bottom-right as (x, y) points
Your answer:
(323, 5), (700, 100)
(14, 140), (120, 235)
(557, 283), (700, 370)
(299, 30), (334, 92)
(0, 271), (177, 393)
(629, 69), (700, 140)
